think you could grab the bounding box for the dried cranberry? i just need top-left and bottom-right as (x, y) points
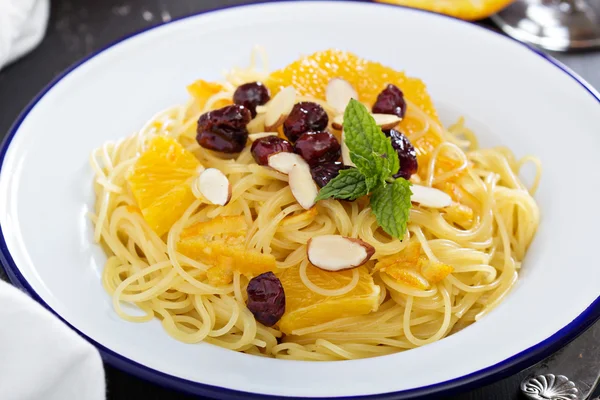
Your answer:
(251, 136), (293, 165)
(310, 162), (349, 188)
(372, 84), (407, 119)
(294, 131), (341, 166)
(233, 82), (270, 117)
(387, 129), (418, 179)
(246, 272), (285, 327)
(283, 102), (329, 142)
(196, 105), (251, 153)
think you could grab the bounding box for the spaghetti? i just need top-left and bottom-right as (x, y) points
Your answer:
(90, 49), (541, 360)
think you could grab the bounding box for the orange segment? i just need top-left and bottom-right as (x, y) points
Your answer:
(187, 79), (231, 110)
(206, 265), (234, 286)
(180, 215), (247, 238)
(278, 265), (380, 334)
(178, 216), (276, 284)
(127, 136), (200, 236)
(420, 260), (453, 283)
(375, 242), (452, 288)
(374, 241), (421, 273)
(266, 49), (446, 174)
(375, 0), (514, 21)
(443, 203), (474, 228)
(384, 267), (430, 290)
(267, 49), (437, 117)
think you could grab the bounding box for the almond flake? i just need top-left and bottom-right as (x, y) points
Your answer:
(326, 78), (358, 114)
(264, 86), (296, 131)
(197, 168), (231, 206)
(255, 105), (268, 114)
(331, 113), (401, 131)
(268, 152), (307, 175)
(411, 185), (452, 208)
(307, 235), (375, 271)
(248, 132), (277, 142)
(372, 113), (402, 129)
(288, 163), (318, 210)
(340, 130), (356, 168)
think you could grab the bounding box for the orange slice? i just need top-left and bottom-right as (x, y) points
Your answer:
(267, 49), (437, 118)
(375, 242), (452, 288)
(374, 241), (421, 273)
(266, 49), (460, 175)
(443, 203), (474, 228)
(178, 216), (276, 285)
(375, 0), (514, 21)
(278, 265), (380, 334)
(127, 136), (200, 236)
(187, 79), (231, 110)
(420, 260), (454, 283)
(384, 267), (430, 290)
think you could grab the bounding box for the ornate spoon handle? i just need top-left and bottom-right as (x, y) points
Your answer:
(521, 321), (600, 399)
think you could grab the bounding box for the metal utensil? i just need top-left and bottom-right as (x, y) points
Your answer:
(491, 0), (600, 52)
(521, 320), (600, 399)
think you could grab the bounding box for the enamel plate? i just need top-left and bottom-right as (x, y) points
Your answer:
(1, 2), (600, 398)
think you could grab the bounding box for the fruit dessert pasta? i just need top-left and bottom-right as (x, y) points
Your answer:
(90, 48), (541, 360)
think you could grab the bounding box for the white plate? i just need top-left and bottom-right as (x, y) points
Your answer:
(1, 1), (600, 399)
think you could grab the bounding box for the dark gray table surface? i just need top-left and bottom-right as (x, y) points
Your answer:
(1, 1), (599, 399)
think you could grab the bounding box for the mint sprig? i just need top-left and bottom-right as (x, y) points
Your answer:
(343, 100), (399, 190)
(316, 99), (412, 239)
(370, 179), (412, 239)
(315, 168), (367, 201)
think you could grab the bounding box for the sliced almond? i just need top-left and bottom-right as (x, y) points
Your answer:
(255, 105), (268, 114)
(340, 130), (356, 167)
(247, 113), (266, 133)
(331, 115), (344, 131)
(248, 132), (277, 142)
(267, 152), (307, 174)
(331, 113), (401, 131)
(289, 163), (318, 210)
(372, 113), (402, 130)
(326, 78), (358, 114)
(307, 235), (375, 271)
(411, 185), (452, 208)
(264, 86), (296, 131)
(197, 168), (231, 206)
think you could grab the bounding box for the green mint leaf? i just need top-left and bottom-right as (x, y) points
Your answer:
(315, 168), (368, 201)
(343, 99), (400, 190)
(370, 178), (412, 239)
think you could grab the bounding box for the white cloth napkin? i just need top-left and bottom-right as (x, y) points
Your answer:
(0, 0), (49, 69)
(0, 280), (106, 400)
(0, 2), (106, 397)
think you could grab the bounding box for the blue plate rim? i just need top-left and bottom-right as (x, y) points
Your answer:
(1, 1), (600, 399)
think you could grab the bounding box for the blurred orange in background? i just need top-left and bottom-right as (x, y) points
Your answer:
(374, 0), (515, 20)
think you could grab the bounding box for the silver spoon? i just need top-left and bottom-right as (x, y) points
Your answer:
(520, 319), (600, 399)
(491, 0), (600, 52)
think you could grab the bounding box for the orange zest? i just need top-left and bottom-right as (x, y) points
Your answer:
(178, 216), (276, 285)
(278, 265), (380, 334)
(374, 0), (514, 21)
(127, 136), (200, 236)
